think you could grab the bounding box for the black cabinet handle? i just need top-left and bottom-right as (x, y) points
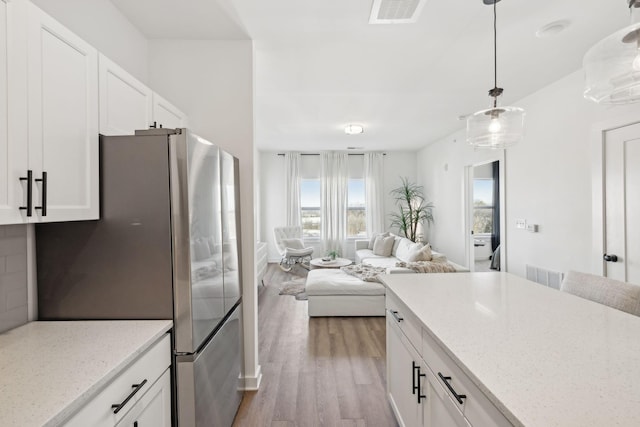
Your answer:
(412, 361), (419, 395)
(134, 422), (138, 427)
(111, 379), (147, 414)
(35, 171), (47, 216)
(603, 254), (618, 262)
(438, 372), (466, 404)
(150, 121), (157, 129)
(390, 310), (403, 323)
(19, 170), (33, 217)
(417, 370), (426, 403)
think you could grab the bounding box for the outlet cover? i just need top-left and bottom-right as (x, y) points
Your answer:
(516, 219), (526, 229)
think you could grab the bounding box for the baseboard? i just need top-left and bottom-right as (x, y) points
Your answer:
(240, 364), (262, 390)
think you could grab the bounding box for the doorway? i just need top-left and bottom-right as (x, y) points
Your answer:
(465, 158), (506, 272)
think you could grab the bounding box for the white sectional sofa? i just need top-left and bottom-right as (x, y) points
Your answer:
(305, 234), (468, 317)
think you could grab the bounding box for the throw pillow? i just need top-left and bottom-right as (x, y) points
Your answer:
(368, 232), (390, 250)
(281, 238), (304, 249)
(408, 244), (433, 262)
(373, 235), (395, 256)
(191, 238), (211, 261)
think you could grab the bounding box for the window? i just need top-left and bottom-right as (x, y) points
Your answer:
(301, 179), (321, 238)
(473, 179), (494, 234)
(348, 179), (366, 238)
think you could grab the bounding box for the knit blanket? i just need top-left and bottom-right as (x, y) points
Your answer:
(340, 264), (387, 283)
(395, 260), (457, 273)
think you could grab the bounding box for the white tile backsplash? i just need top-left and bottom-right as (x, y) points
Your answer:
(0, 225), (28, 333)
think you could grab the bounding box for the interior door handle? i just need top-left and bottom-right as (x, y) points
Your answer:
(603, 254), (618, 262)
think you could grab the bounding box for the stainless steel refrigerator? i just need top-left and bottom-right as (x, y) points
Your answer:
(35, 128), (244, 427)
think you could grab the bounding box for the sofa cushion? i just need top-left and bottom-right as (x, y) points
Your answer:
(362, 257), (400, 269)
(373, 235), (395, 256)
(281, 238), (305, 249)
(396, 240), (422, 262)
(306, 269), (386, 296)
(368, 232), (390, 250)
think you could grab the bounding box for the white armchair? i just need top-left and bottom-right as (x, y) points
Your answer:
(273, 226), (314, 271)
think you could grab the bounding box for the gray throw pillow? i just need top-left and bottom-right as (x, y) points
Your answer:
(368, 232), (390, 250)
(373, 235), (395, 256)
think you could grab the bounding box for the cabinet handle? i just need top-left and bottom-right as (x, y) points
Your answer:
(134, 422), (138, 427)
(412, 361), (419, 395)
(111, 379), (147, 414)
(35, 171), (47, 216)
(150, 121), (157, 129)
(417, 369), (426, 403)
(438, 372), (467, 404)
(19, 170), (33, 217)
(390, 310), (403, 323)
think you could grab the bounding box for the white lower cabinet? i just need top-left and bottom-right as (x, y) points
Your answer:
(386, 292), (512, 427)
(63, 334), (171, 427)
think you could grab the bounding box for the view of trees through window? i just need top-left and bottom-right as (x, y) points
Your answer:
(301, 179), (321, 238)
(473, 179), (494, 234)
(348, 179), (366, 237)
(300, 179), (367, 238)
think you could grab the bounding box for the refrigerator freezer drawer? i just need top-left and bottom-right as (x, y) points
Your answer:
(176, 303), (243, 427)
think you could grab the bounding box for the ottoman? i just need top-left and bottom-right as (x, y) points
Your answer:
(305, 269), (386, 317)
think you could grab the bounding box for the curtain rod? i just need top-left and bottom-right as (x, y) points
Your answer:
(276, 153), (386, 156)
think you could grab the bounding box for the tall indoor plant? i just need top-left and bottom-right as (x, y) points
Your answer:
(389, 177), (434, 242)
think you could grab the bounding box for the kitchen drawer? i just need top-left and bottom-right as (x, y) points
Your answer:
(64, 333), (171, 427)
(386, 290), (422, 355)
(422, 330), (512, 427)
(115, 368), (171, 427)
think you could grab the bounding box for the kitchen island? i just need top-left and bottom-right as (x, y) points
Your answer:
(0, 320), (172, 426)
(381, 272), (640, 427)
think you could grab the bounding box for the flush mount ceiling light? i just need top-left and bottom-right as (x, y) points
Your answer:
(584, 0), (640, 104)
(345, 124), (364, 135)
(535, 20), (571, 38)
(466, 0), (525, 149)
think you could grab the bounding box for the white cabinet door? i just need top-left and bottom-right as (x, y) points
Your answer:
(387, 314), (422, 427)
(152, 92), (187, 129)
(423, 366), (470, 427)
(99, 53), (153, 136)
(0, 0), (28, 225)
(116, 369), (171, 427)
(27, 3), (99, 222)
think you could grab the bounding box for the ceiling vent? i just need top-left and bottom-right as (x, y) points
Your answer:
(369, 0), (427, 24)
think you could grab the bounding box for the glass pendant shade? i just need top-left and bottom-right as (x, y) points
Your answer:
(584, 22), (640, 104)
(466, 105), (525, 149)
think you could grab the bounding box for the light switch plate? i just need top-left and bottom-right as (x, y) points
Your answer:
(516, 219), (526, 229)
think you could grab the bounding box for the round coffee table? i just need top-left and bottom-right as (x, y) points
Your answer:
(309, 257), (352, 269)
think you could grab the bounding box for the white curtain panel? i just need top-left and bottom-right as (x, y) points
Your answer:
(364, 152), (385, 235)
(321, 152), (348, 254)
(284, 152), (301, 226)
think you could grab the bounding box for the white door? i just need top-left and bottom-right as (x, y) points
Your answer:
(99, 53), (153, 135)
(27, 3), (99, 222)
(0, 0), (28, 225)
(152, 92), (187, 129)
(603, 123), (640, 283)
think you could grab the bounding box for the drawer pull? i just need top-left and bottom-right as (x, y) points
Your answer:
(417, 369), (426, 403)
(412, 361), (419, 395)
(438, 372), (467, 404)
(111, 379), (148, 414)
(390, 310), (403, 323)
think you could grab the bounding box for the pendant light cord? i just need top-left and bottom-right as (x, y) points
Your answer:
(493, 0), (498, 108)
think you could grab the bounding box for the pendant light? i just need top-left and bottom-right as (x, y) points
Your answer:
(467, 0), (525, 149)
(584, 0), (640, 104)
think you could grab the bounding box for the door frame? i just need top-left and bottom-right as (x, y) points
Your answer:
(591, 113), (640, 276)
(464, 154), (506, 272)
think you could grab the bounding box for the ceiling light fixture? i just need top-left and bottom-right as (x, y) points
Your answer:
(466, 0), (525, 149)
(584, 0), (640, 104)
(345, 124), (364, 135)
(535, 20), (571, 39)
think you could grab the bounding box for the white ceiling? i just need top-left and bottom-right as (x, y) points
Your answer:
(111, 0), (630, 152)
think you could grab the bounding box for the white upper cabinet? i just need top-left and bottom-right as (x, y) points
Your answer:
(152, 92), (188, 130)
(0, 0), (28, 225)
(99, 53), (153, 136)
(26, 2), (99, 222)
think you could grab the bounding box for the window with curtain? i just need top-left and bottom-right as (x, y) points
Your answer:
(300, 179), (321, 238)
(473, 179), (494, 234)
(348, 179), (366, 237)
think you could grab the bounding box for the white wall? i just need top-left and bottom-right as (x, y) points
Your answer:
(30, 0), (149, 83)
(259, 151), (417, 262)
(417, 69), (640, 278)
(147, 39), (260, 389)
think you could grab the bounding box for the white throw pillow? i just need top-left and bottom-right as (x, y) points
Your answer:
(407, 244), (433, 262)
(396, 239), (419, 261)
(373, 235), (395, 256)
(281, 238), (305, 249)
(368, 232), (390, 250)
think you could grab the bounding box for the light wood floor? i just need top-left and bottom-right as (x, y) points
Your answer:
(232, 264), (399, 427)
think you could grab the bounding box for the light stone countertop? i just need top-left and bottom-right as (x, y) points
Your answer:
(381, 272), (640, 427)
(0, 320), (173, 427)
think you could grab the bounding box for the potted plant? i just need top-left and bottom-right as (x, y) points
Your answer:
(389, 177), (434, 242)
(327, 250), (340, 260)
